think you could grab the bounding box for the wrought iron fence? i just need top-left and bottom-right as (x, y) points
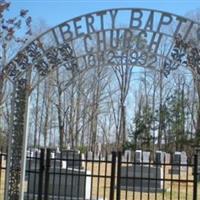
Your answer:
(0, 149), (199, 200)
(0, 149), (6, 200)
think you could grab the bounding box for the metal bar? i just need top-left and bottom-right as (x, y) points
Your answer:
(38, 149), (45, 200)
(70, 151), (75, 200)
(193, 154), (198, 200)
(170, 153), (173, 200)
(64, 151), (69, 200)
(162, 154), (166, 200)
(58, 151), (62, 200)
(83, 152), (88, 200)
(178, 155), (181, 200)
(96, 154), (101, 200)
(140, 152), (143, 200)
(155, 154), (158, 200)
(132, 154), (136, 200)
(125, 154), (128, 200)
(185, 158), (189, 200)
(147, 153), (151, 200)
(103, 153), (108, 200)
(116, 151), (121, 200)
(44, 149), (51, 200)
(33, 150), (38, 200)
(0, 148), (2, 193)
(27, 151), (31, 200)
(52, 150), (56, 198)
(90, 152), (95, 200)
(110, 151), (116, 200)
(77, 153), (81, 200)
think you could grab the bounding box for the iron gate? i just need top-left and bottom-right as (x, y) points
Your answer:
(0, 149), (199, 200)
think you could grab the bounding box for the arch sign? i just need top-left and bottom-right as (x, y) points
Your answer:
(4, 8), (200, 200)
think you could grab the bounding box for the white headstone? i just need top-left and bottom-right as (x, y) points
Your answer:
(62, 161), (67, 169)
(107, 154), (112, 161)
(143, 151), (150, 163)
(165, 153), (171, 164)
(135, 150), (142, 163)
(81, 153), (85, 160)
(56, 147), (60, 153)
(85, 171), (91, 199)
(124, 150), (132, 162)
(97, 143), (101, 156)
(51, 152), (55, 159)
(181, 151), (187, 164)
(87, 151), (93, 160)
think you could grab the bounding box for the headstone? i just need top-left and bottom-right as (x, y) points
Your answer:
(120, 165), (163, 192)
(124, 150), (132, 162)
(26, 150), (32, 157)
(62, 161), (67, 169)
(60, 150), (82, 169)
(81, 153), (85, 160)
(87, 151), (93, 160)
(107, 154), (112, 161)
(97, 143), (102, 157)
(25, 168), (91, 199)
(51, 152), (55, 159)
(169, 151), (187, 174)
(26, 158), (40, 170)
(56, 147), (60, 153)
(165, 153), (171, 164)
(143, 151), (150, 164)
(26, 149), (41, 170)
(155, 151), (165, 165)
(135, 150), (150, 164)
(135, 150), (142, 163)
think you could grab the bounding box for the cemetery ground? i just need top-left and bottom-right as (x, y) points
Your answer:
(85, 163), (199, 200)
(0, 161), (200, 200)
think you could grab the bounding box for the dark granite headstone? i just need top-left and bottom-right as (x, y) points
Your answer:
(135, 150), (142, 163)
(25, 168), (91, 199)
(120, 165), (163, 192)
(55, 150), (82, 169)
(155, 151), (165, 165)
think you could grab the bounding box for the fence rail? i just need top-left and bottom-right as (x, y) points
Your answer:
(0, 149), (199, 200)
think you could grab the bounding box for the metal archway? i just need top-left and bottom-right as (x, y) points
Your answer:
(3, 8), (200, 200)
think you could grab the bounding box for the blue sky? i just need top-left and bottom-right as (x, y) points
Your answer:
(10, 0), (200, 28)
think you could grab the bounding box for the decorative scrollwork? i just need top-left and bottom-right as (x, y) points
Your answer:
(59, 42), (73, 61)
(164, 34), (189, 77)
(46, 47), (61, 66)
(165, 33), (200, 77)
(35, 59), (49, 76)
(14, 52), (30, 70)
(6, 61), (20, 77)
(25, 41), (43, 62)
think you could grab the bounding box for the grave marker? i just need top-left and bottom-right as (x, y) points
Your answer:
(120, 165), (163, 192)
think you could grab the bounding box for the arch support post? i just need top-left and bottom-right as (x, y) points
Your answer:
(5, 72), (31, 200)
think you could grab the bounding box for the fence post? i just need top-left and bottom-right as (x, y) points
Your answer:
(44, 148), (51, 200)
(193, 154), (198, 200)
(38, 149), (45, 200)
(110, 152), (116, 200)
(0, 148), (2, 191)
(116, 152), (122, 200)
